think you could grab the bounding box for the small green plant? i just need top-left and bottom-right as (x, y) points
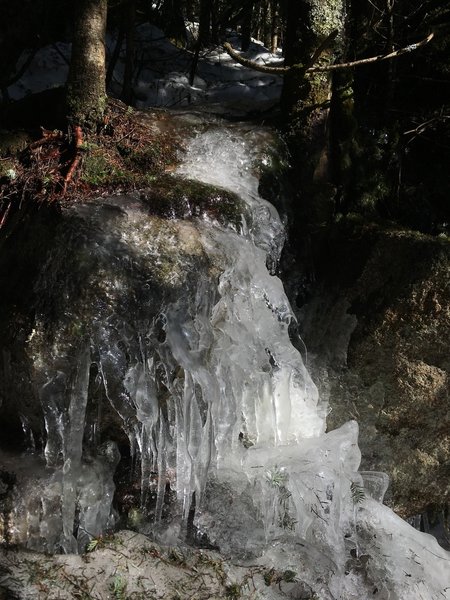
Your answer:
(265, 466), (297, 530)
(282, 569), (297, 583)
(111, 573), (127, 600)
(350, 481), (366, 504)
(167, 548), (188, 568)
(86, 538), (100, 553)
(81, 149), (112, 186)
(263, 567), (298, 586)
(85, 532), (116, 553)
(263, 568), (278, 586)
(225, 582), (242, 598)
(266, 466), (288, 488)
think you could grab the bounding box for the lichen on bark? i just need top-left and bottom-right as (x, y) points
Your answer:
(309, 0), (346, 38)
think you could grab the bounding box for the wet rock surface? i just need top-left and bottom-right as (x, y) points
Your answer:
(297, 223), (449, 522)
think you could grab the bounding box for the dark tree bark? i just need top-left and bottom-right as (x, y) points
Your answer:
(262, 0), (271, 49)
(198, 0), (213, 47)
(66, 0), (107, 130)
(106, 27), (125, 89)
(281, 0), (346, 225)
(241, 0), (254, 52)
(190, 0), (213, 84)
(225, 0), (441, 231)
(211, 0), (220, 44)
(161, 0), (187, 46)
(122, 0), (136, 105)
(270, 0), (279, 53)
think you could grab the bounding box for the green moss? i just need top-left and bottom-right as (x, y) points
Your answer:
(81, 146), (115, 186)
(80, 144), (156, 188)
(0, 130), (32, 157)
(225, 583), (242, 598)
(66, 82), (107, 130)
(118, 141), (169, 173)
(141, 175), (248, 229)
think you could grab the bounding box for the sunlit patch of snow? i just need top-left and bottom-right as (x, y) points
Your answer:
(7, 24), (283, 116)
(8, 43), (70, 100)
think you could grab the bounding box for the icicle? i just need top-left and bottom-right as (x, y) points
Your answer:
(154, 414), (167, 522)
(60, 345), (91, 553)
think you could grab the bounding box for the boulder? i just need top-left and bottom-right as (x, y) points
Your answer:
(298, 224), (449, 520)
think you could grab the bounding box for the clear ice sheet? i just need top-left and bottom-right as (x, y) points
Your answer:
(5, 122), (449, 598)
(164, 125), (450, 598)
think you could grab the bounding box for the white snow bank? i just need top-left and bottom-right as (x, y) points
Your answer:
(7, 24), (283, 116)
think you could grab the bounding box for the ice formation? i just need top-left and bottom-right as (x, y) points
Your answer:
(3, 122), (449, 598)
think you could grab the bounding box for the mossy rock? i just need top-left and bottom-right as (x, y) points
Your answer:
(140, 175), (248, 229)
(0, 130), (33, 157)
(118, 140), (174, 174)
(296, 222), (450, 518)
(80, 144), (156, 188)
(0, 159), (17, 180)
(81, 146), (124, 186)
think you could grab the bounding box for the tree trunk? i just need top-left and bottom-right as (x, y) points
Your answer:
(198, 0), (212, 48)
(241, 0), (254, 52)
(122, 0), (136, 105)
(270, 0), (279, 53)
(281, 0), (346, 225)
(190, 0), (213, 84)
(106, 26), (125, 89)
(161, 0), (187, 46)
(262, 0), (271, 49)
(66, 0), (107, 130)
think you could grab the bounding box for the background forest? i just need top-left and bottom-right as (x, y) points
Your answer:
(0, 0), (449, 236)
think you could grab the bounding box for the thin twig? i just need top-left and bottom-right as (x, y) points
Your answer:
(60, 571), (99, 600)
(116, 126), (138, 143)
(0, 202), (12, 229)
(403, 114), (449, 136)
(28, 130), (64, 150)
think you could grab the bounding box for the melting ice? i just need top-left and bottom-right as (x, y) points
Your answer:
(2, 121), (449, 599)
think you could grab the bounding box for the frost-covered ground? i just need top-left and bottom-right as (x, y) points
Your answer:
(0, 531), (320, 600)
(8, 25), (283, 116)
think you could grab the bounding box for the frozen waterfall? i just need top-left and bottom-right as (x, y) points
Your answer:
(1, 120), (448, 599)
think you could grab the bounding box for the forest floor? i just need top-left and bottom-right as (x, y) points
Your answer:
(0, 98), (187, 232)
(0, 530), (309, 600)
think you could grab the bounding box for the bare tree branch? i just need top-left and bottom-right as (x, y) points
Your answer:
(223, 42), (289, 74)
(223, 32), (434, 76)
(307, 32), (434, 72)
(403, 114), (449, 140)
